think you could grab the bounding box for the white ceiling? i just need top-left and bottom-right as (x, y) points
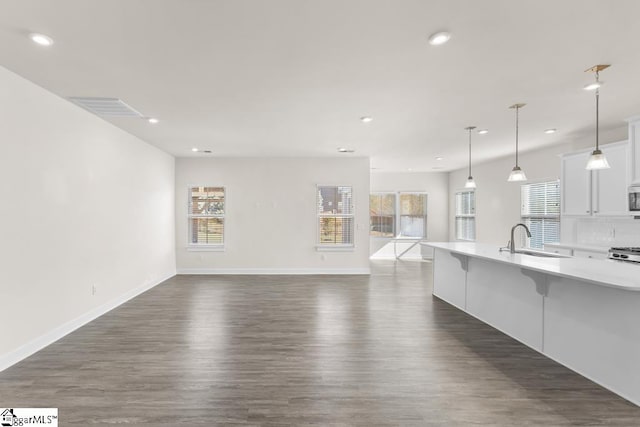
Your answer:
(2, 0), (640, 172)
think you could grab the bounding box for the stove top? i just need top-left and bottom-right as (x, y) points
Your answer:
(609, 247), (640, 263)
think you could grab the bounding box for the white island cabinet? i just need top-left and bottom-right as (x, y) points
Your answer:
(427, 242), (640, 407)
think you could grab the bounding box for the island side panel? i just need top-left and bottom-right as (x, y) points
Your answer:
(432, 248), (467, 310)
(544, 276), (640, 406)
(466, 258), (544, 352)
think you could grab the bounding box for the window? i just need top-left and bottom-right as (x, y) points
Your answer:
(188, 186), (225, 246)
(455, 190), (476, 241)
(317, 186), (354, 246)
(399, 193), (428, 238)
(370, 193), (396, 237)
(521, 180), (560, 249)
(369, 192), (428, 238)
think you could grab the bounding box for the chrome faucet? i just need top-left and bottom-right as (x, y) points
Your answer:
(507, 223), (532, 253)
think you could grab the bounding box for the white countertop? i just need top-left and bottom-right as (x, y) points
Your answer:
(544, 242), (610, 253)
(424, 242), (640, 292)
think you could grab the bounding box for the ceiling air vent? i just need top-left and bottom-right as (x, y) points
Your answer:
(68, 97), (143, 118)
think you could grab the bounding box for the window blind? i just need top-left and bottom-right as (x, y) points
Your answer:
(318, 186), (354, 245)
(455, 190), (476, 241)
(188, 186), (225, 245)
(521, 181), (560, 249)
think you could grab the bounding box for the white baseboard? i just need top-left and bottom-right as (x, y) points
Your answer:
(0, 272), (175, 373)
(176, 267), (371, 275)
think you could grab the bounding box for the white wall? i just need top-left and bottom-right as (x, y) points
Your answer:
(370, 172), (449, 259)
(175, 157), (370, 273)
(448, 128), (627, 246)
(0, 67), (176, 370)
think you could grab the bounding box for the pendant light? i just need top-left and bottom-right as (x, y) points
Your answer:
(584, 64), (611, 170)
(464, 126), (477, 188)
(507, 103), (527, 182)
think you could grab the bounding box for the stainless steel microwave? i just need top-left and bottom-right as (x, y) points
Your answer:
(630, 186), (640, 211)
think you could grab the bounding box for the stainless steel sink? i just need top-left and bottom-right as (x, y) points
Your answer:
(514, 249), (569, 258)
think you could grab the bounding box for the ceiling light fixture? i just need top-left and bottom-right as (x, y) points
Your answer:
(465, 126), (477, 188)
(544, 128), (557, 134)
(29, 33), (54, 46)
(191, 148), (199, 152)
(478, 129), (489, 135)
(583, 79), (603, 91)
(338, 147), (355, 153)
(507, 103), (527, 182)
(360, 116), (373, 123)
(428, 31), (451, 46)
(148, 118), (159, 124)
(435, 156), (443, 161)
(585, 64), (611, 170)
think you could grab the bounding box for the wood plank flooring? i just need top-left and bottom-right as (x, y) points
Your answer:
(1, 260), (639, 426)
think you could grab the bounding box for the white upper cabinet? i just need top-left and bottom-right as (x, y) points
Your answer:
(561, 141), (630, 217)
(561, 151), (592, 216)
(628, 116), (640, 184)
(593, 142), (630, 216)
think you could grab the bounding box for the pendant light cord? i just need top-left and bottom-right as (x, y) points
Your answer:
(595, 71), (600, 151)
(468, 129), (472, 177)
(515, 106), (520, 167)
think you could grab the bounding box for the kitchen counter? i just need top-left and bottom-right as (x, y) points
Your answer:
(428, 241), (640, 406)
(543, 242), (609, 253)
(424, 242), (640, 291)
(544, 243), (609, 254)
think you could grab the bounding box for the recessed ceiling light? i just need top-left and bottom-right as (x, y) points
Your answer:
(478, 129), (489, 135)
(435, 157), (443, 161)
(148, 118), (159, 124)
(428, 31), (451, 46)
(30, 33), (54, 46)
(203, 150), (212, 154)
(360, 116), (373, 123)
(544, 128), (557, 134)
(338, 147), (355, 153)
(191, 148), (199, 152)
(407, 168), (413, 171)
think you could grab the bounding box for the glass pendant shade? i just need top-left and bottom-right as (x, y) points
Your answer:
(465, 176), (477, 188)
(508, 166), (527, 182)
(585, 149), (610, 170)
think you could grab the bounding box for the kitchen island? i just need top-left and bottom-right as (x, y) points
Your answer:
(425, 242), (640, 406)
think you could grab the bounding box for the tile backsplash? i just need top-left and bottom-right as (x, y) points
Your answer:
(574, 217), (640, 247)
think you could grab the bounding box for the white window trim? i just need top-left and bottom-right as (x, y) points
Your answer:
(455, 189), (476, 242)
(315, 244), (356, 252)
(316, 184), (355, 251)
(187, 185), (226, 250)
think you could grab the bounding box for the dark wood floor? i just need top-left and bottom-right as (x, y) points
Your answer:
(1, 260), (639, 426)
